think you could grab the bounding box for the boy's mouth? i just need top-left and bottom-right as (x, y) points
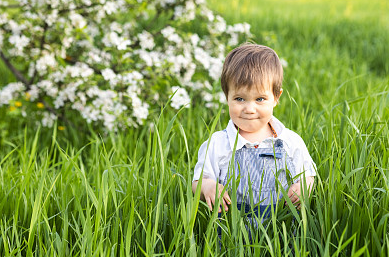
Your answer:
(240, 117), (259, 120)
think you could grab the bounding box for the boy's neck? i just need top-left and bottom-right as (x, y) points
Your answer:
(236, 123), (276, 143)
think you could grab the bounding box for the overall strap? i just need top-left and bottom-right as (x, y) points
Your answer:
(268, 122), (277, 138)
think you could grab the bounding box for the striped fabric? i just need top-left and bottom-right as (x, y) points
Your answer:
(222, 139), (296, 207)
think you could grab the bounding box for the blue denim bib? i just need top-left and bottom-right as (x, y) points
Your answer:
(222, 139), (295, 221)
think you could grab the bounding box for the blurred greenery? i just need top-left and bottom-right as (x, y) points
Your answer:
(208, 0), (389, 130)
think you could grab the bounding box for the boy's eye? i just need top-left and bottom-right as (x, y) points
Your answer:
(235, 97), (244, 102)
(256, 97), (265, 102)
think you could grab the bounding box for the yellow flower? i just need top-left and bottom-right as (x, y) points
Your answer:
(9, 106), (16, 112)
(25, 93), (31, 100)
(37, 102), (45, 109)
(58, 126), (65, 131)
(15, 101), (22, 107)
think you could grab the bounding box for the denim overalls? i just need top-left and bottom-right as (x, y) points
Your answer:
(222, 129), (296, 226)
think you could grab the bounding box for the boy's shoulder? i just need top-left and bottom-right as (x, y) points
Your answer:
(279, 126), (309, 150)
(197, 128), (232, 162)
(198, 128), (231, 153)
(206, 129), (229, 145)
(271, 117), (305, 145)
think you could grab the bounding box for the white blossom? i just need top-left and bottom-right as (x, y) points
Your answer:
(190, 34), (200, 46)
(202, 91), (213, 102)
(36, 52), (57, 75)
(0, 13), (8, 25)
(135, 49), (163, 67)
(133, 103), (149, 123)
(88, 49), (102, 63)
(131, 95), (149, 123)
(46, 10), (58, 26)
(64, 62), (94, 78)
(123, 71), (143, 87)
(69, 12), (86, 28)
(138, 31), (155, 50)
(7, 20), (26, 34)
(86, 24), (100, 37)
(102, 31), (131, 50)
(41, 112), (57, 128)
(208, 57), (223, 80)
(201, 7), (214, 21)
(174, 6), (184, 18)
(80, 106), (100, 123)
(209, 15), (227, 34)
(157, 0), (176, 7)
(102, 112), (116, 130)
(182, 62), (196, 83)
(194, 47), (211, 69)
(49, 71), (66, 83)
(27, 85), (40, 101)
(96, 8), (107, 20)
(170, 86), (190, 109)
(184, 1), (196, 21)
(168, 54), (191, 73)
(86, 86), (100, 98)
(0, 31), (3, 47)
(62, 36), (74, 49)
(9, 34), (30, 52)
(93, 90), (116, 108)
(77, 40), (92, 48)
(103, 1), (118, 15)
(0, 83), (22, 106)
(102, 31), (119, 47)
(217, 91), (227, 104)
(174, 1), (195, 21)
(0, 0), (252, 130)
(101, 68), (117, 83)
(37, 80), (58, 97)
(228, 34), (238, 46)
(77, 92), (87, 105)
(117, 38), (131, 50)
(161, 26), (182, 45)
(110, 22), (123, 33)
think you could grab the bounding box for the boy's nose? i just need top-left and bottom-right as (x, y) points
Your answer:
(243, 102), (256, 113)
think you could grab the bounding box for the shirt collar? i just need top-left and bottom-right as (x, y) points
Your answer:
(225, 116), (285, 151)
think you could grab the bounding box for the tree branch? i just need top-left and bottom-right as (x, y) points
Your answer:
(0, 4), (23, 8)
(0, 50), (29, 85)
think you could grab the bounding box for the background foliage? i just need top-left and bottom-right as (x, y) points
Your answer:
(0, 0), (389, 256)
(0, 0), (250, 130)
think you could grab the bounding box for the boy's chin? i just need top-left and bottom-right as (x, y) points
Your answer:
(237, 126), (262, 134)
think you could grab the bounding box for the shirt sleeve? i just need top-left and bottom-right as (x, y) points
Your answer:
(290, 133), (317, 180)
(192, 136), (221, 182)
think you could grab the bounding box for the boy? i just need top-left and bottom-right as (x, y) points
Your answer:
(192, 43), (316, 217)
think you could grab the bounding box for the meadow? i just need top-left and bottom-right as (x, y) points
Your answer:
(1, 0), (389, 256)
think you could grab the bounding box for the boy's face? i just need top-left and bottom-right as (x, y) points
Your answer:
(227, 84), (281, 136)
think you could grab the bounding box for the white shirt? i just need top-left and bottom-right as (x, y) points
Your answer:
(193, 116), (316, 183)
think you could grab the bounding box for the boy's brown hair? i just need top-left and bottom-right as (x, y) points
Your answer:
(221, 43), (283, 99)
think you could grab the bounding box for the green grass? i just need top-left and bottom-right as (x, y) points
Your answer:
(1, 0), (389, 255)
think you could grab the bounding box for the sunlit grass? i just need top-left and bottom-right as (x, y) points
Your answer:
(0, 0), (389, 255)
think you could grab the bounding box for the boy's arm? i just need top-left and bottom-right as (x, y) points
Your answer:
(192, 179), (231, 213)
(287, 176), (314, 207)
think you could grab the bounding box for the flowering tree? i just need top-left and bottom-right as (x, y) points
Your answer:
(0, 0), (251, 130)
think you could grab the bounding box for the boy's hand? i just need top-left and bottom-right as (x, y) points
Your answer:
(287, 176), (314, 209)
(192, 179), (231, 213)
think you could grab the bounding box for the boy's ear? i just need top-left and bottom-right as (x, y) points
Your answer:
(274, 88), (283, 106)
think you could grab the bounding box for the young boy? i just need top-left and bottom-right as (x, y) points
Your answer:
(192, 43), (316, 217)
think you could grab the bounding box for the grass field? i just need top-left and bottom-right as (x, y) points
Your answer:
(1, 0), (389, 256)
